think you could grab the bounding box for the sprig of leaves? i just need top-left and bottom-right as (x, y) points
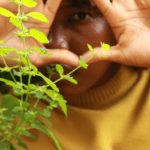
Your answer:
(0, 0), (90, 150)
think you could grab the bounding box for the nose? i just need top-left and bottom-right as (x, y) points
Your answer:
(45, 27), (69, 50)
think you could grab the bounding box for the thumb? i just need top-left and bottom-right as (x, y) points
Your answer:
(82, 45), (124, 65)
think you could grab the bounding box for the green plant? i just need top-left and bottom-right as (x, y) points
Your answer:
(0, 0), (110, 150)
(0, 0), (90, 149)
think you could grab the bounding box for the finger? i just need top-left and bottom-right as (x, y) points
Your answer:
(135, 0), (150, 8)
(30, 49), (79, 67)
(82, 46), (124, 65)
(44, 0), (62, 27)
(93, 0), (112, 16)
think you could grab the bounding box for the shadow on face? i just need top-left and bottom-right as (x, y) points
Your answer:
(46, 0), (115, 54)
(45, 0), (118, 97)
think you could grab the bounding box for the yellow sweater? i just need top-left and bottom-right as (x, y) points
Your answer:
(25, 66), (150, 150)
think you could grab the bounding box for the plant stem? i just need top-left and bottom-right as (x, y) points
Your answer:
(1, 56), (17, 83)
(54, 55), (93, 84)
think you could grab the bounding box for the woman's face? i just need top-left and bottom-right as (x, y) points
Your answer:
(46, 0), (116, 97)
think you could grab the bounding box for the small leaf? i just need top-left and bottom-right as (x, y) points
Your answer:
(42, 108), (52, 118)
(34, 91), (45, 100)
(0, 95), (28, 116)
(87, 43), (97, 56)
(33, 46), (49, 55)
(56, 64), (64, 75)
(38, 72), (59, 92)
(12, 0), (37, 8)
(79, 56), (88, 69)
(10, 143), (17, 150)
(31, 120), (62, 150)
(29, 28), (49, 44)
(58, 99), (67, 117)
(0, 7), (14, 18)
(101, 42), (110, 51)
(64, 75), (78, 85)
(45, 89), (57, 100)
(27, 84), (37, 90)
(19, 130), (36, 140)
(17, 139), (28, 150)
(0, 47), (15, 56)
(22, 0), (37, 8)
(26, 12), (49, 23)
(13, 70), (22, 77)
(9, 16), (22, 29)
(0, 78), (16, 87)
(0, 141), (9, 150)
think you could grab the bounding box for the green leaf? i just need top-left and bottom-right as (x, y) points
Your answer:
(33, 90), (45, 100)
(24, 111), (36, 122)
(0, 95), (29, 111)
(79, 56), (88, 69)
(33, 46), (49, 55)
(45, 89), (67, 116)
(10, 143), (17, 150)
(13, 70), (22, 77)
(42, 108), (52, 118)
(38, 72), (59, 92)
(87, 43), (97, 56)
(22, 0), (37, 8)
(18, 129), (36, 140)
(9, 16), (22, 29)
(0, 78), (16, 87)
(101, 42), (110, 51)
(58, 99), (67, 117)
(29, 28), (49, 44)
(31, 120), (62, 150)
(0, 95), (20, 116)
(17, 139), (28, 150)
(0, 7), (14, 18)
(56, 64), (64, 75)
(26, 12), (49, 23)
(0, 141), (9, 150)
(0, 47), (15, 56)
(27, 84), (37, 90)
(45, 89), (57, 100)
(12, 0), (37, 8)
(64, 75), (78, 85)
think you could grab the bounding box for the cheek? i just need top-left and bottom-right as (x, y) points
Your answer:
(68, 17), (116, 55)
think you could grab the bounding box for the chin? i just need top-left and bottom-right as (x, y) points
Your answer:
(58, 62), (112, 98)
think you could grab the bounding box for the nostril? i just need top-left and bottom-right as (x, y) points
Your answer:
(45, 35), (69, 50)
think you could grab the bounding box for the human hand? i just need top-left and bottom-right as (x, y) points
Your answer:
(0, 0), (79, 67)
(83, 0), (150, 67)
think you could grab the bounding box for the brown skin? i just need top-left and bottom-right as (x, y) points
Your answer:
(46, 0), (118, 99)
(0, 0), (80, 67)
(83, 0), (150, 67)
(1, 0), (149, 100)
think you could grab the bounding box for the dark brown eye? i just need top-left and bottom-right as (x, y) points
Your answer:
(70, 12), (91, 22)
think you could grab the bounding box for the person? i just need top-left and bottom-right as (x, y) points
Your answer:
(0, 0), (150, 149)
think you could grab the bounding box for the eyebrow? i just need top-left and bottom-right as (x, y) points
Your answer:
(64, 0), (92, 8)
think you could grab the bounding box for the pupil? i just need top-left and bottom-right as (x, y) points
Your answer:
(78, 12), (87, 19)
